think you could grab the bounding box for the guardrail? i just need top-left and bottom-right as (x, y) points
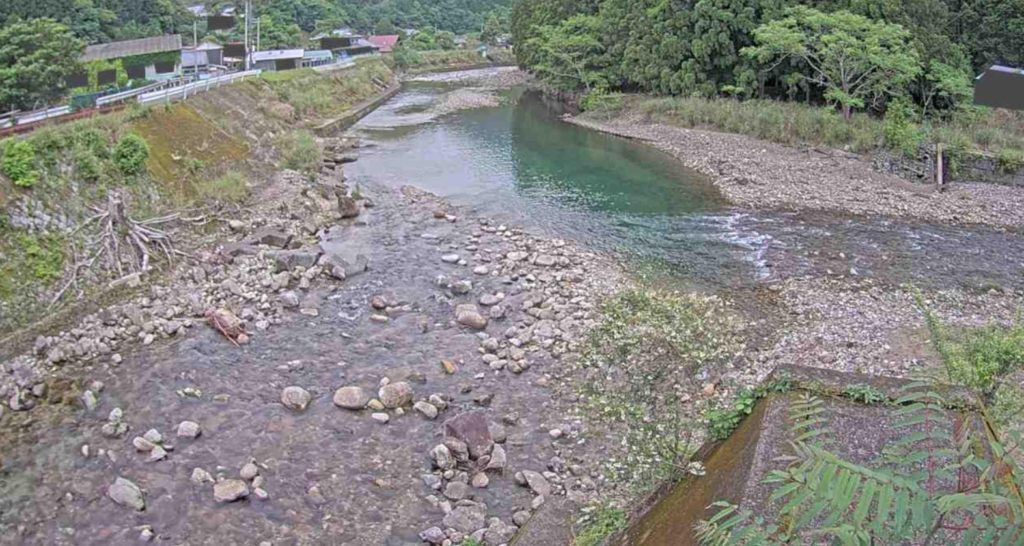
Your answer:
(95, 81), (173, 107)
(137, 69), (262, 105)
(0, 105), (73, 129)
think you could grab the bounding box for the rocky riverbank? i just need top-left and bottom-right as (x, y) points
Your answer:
(569, 110), (1024, 229)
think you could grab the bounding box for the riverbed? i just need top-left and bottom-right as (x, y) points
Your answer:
(1, 68), (1022, 546)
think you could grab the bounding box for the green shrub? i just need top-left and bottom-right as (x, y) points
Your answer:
(279, 130), (322, 175)
(997, 148), (1024, 174)
(580, 289), (743, 486)
(991, 382), (1024, 433)
(1, 139), (40, 187)
(580, 88), (624, 116)
(74, 128), (111, 159)
(943, 324), (1024, 392)
(883, 97), (921, 158)
(72, 147), (101, 183)
(113, 133), (150, 176)
(573, 505), (628, 546)
(195, 171), (249, 203)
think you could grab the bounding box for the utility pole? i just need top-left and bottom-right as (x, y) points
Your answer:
(243, 0), (251, 70)
(193, 20), (199, 78)
(256, 17), (261, 52)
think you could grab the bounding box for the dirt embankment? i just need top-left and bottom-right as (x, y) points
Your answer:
(0, 59), (397, 339)
(569, 106), (1024, 229)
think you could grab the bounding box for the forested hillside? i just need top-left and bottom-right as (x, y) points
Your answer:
(0, 0), (511, 44)
(512, 0), (1024, 115)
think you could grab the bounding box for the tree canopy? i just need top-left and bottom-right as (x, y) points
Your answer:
(0, 19), (84, 112)
(742, 6), (920, 119)
(512, 0), (1024, 118)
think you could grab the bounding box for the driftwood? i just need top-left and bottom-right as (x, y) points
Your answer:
(50, 191), (211, 307)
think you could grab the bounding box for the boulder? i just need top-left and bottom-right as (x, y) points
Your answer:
(378, 382), (413, 408)
(213, 479), (250, 503)
(442, 501), (488, 534)
(107, 477), (145, 511)
(444, 411), (494, 460)
(337, 195), (361, 219)
(333, 386), (369, 410)
(281, 386), (312, 411)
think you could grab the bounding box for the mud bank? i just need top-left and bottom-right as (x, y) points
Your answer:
(568, 110), (1024, 229)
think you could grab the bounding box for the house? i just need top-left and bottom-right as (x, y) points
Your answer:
(312, 27), (356, 40)
(368, 35), (400, 54)
(182, 42), (225, 74)
(302, 50), (334, 68)
(975, 65), (1024, 111)
(186, 4), (208, 17)
(250, 49), (305, 72)
(81, 35), (183, 81)
(319, 36), (379, 58)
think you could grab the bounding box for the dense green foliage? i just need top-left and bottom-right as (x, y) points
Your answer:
(513, 0), (1024, 119)
(1, 140), (41, 188)
(0, 0), (190, 44)
(279, 129), (322, 175)
(580, 289), (743, 488)
(0, 19), (85, 111)
(573, 504), (628, 546)
(698, 388), (1024, 545)
(113, 133), (150, 176)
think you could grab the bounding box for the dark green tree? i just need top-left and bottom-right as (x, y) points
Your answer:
(0, 18), (85, 112)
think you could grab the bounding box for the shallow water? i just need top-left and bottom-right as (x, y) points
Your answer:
(351, 78), (1024, 292)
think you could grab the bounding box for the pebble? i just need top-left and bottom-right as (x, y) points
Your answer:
(370, 412), (390, 424)
(176, 421), (201, 439)
(378, 382), (413, 408)
(333, 386), (369, 410)
(107, 477), (145, 511)
(414, 401), (439, 419)
(471, 473), (489, 488)
(213, 479), (250, 503)
(240, 462), (259, 480)
(281, 386), (312, 411)
(441, 254), (460, 264)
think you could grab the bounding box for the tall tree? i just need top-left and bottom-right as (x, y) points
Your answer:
(0, 18), (85, 112)
(525, 14), (608, 92)
(743, 6), (920, 119)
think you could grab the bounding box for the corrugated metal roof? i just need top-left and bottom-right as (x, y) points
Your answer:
(303, 50), (333, 60)
(368, 35), (400, 53)
(82, 35), (183, 62)
(251, 49), (305, 62)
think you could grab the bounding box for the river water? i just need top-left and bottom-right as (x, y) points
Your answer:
(350, 76), (1024, 293)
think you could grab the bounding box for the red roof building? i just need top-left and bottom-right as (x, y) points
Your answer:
(367, 35), (400, 53)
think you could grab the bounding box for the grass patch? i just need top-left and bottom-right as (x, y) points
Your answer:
(635, 96), (1024, 159)
(131, 103), (249, 191)
(573, 504), (628, 546)
(0, 232), (65, 299)
(194, 171), (249, 204)
(251, 59), (394, 120)
(279, 130), (321, 175)
(579, 289), (743, 489)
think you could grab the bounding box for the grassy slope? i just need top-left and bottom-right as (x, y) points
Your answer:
(0, 58), (395, 334)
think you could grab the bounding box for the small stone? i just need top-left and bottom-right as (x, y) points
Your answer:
(441, 360), (458, 374)
(139, 528), (155, 542)
(471, 473), (489, 488)
(107, 477), (145, 511)
(371, 412), (390, 424)
(133, 437), (156, 452)
(485, 444), (507, 472)
(280, 291), (300, 308)
(252, 487), (270, 501)
(414, 401), (439, 419)
(190, 468), (214, 485)
(370, 295), (388, 310)
(441, 254), (460, 264)
(147, 445), (167, 462)
(81, 390), (98, 411)
(240, 462), (259, 480)
(214, 479), (250, 503)
(378, 382), (413, 408)
(431, 444), (456, 471)
(513, 510), (531, 526)
(143, 429), (162, 444)
(443, 481), (470, 500)
(419, 526), (446, 544)
(367, 399), (386, 411)
(281, 386), (312, 411)
(176, 421), (201, 439)
(333, 386), (369, 410)
(548, 428), (563, 439)
(521, 470), (552, 497)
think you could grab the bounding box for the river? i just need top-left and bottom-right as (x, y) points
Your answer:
(350, 73), (1024, 293)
